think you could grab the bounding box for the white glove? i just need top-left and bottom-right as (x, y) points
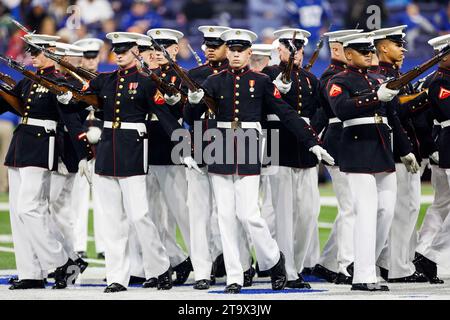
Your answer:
(272, 73), (292, 94)
(57, 91), (73, 105)
(57, 159), (69, 175)
(78, 158), (92, 185)
(164, 93), (182, 106)
(309, 145), (335, 166)
(400, 152), (420, 174)
(188, 89), (204, 104)
(376, 83), (399, 102)
(430, 151), (439, 164)
(182, 156), (204, 174)
(86, 126), (102, 144)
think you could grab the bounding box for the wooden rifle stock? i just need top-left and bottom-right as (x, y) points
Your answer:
(0, 83), (24, 115)
(0, 71), (17, 87)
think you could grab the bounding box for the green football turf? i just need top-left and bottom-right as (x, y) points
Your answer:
(0, 183), (435, 270)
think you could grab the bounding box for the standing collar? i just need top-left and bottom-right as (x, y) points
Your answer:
(118, 65), (138, 76)
(209, 59), (228, 69)
(330, 59), (347, 69)
(379, 60), (398, 71)
(347, 65), (368, 74)
(228, 65), (250, 75)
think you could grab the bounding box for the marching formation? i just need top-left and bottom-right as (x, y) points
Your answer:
(0, 19), (450, 294)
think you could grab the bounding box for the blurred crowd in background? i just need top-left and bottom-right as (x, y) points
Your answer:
(0, 0), (449, 190)
(0, 0), (449, 64)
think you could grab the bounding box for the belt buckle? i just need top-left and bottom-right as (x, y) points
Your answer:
(231, 121), (241, 129)
(22, 116), (28, 124)
(112, 121), (121, 129)
(374, 115), (383, 124)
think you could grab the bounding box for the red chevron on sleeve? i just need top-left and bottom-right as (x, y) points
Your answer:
(329, 84), (342, 97)
(439, 87), (450, 100)
(273, 87), (281, 99)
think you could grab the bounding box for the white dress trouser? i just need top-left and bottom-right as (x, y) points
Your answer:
(378, 164), (421, 278)
(293, 167), (321, 274)
(259, 173), (276, 238)
(347, 172), (396, 284)
(146, 169), (187, 267)
(73, 160), (106, 254)
(49, 172), (78, 261)
(319, 166), (354, 275)
(186, 168), (214, 280)
(149, 165), (191, 254)
(96, 174), (170, 286)
(8, 167), (68, 279)
(416, 165), (450, 254)
(210, 174), (279, 286)
(418, 169), (450, 266)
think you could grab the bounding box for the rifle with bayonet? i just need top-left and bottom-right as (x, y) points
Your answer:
(281, 31), (298, 84)
(132, 51), (188, 104)
(148, 35), (217, 114)
(303, 31), (327, 72)
(0, 54), (100, 108)
(188, 43), (203, 66)
(356, 45), (450, 99)
(22, 38), (98, 81)
(0, 82), (24, 115)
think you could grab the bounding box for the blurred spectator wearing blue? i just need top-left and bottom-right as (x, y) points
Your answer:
(433, 1), (450, 34)
(120, 0), (162, 33)
(286, 0), (332, 55)
(248, 0), (286, 36)
(0, 113), (19, 193)
(394, 2), (436, 55)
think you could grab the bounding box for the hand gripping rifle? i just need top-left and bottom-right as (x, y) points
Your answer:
(356, 45), (450, 100)
(149, 35), (218, 114)
(281, 31), (298, 84)
(0, 54), (100, 108)
(132, 51), (188, 103)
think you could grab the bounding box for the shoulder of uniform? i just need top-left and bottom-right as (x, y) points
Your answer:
(300, 68), (317, 79)
(211, 69), (227, 77)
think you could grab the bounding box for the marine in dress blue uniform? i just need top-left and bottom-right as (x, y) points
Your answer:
(327, 32), (414, 291)
(188, 28), (333, 293)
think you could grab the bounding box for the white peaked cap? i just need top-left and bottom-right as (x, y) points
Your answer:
(324, 29), (364, 43)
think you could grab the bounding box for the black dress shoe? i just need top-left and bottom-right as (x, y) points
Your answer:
(286, 275), (311, 289)
(213, 254), (227, 278)
(142, 277), (157, 288)
(270, 252), (288, 290)
(224, 283), (241, 294)
(243, 266), (256, 287)
(97, 252), (105, 259)
(346, 262), (354, 276)
(388, 271), (429, 283)
(413, 253), (444, 284)
(9, 279), (45, 290)
(334, 273), (352, 285)
(104, 283), (127, 293)
(75, 257), (89, 274)
(173, 257), (193, 285)
(129, 276), (146, 285)
(47, 272), (55, 279)
(76, 251), (87, 259)
(157, 268), (173, 290)
(312, 264), (338, 283)
(351, 283), (389, 291)
(301, 267), (314, 276)
(193, 279), (210, 290)
(8, 276), (18, 284)
(53, 258), (78, 289)
(255, 262), (271, 278)
(378, 266), (389, 281)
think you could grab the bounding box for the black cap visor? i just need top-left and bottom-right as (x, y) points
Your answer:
(347, 43), (376, 55)
(83, 50), (100, 59)
(280, 39), (305, 50)
(112, 42), (136, 54)
(204, 37), (225, 49)
(138, 45), (153, 53)
(152, 39), (177, 51)
(225, 40), (252, 50)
